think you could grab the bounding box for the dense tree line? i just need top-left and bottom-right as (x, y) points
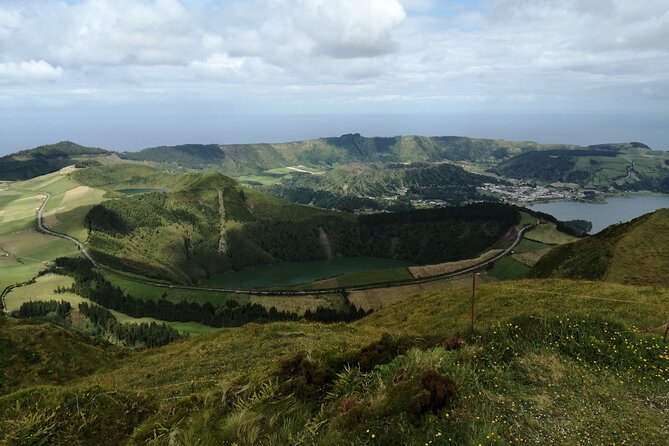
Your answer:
(78, 302), (182, 348)
(14, 300), (72, 318)
(50, 257), (369, 328)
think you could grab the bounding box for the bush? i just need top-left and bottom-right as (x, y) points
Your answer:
(383, 369), (457, 423)
(442, 335), (465, 351)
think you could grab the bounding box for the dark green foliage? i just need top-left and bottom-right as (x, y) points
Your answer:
(83, 170), (520, 282)
(14, 300), (72, 319)
(384, 379), (431, 423)
(559, 219), (593, 236)
(356, 202), (519, 264)
(0, 385), (155, 446)
(493, 149), (617, 183)
(276, 351), (332, 400)
(78, 303), (182, 348)
(50, 257), (369, 328)
(271, 162), (498, 210)
(276, 333), (415, 401)
(73, 159), (102, 168)
(0, 141), (108, 180)
(353, 333), (415, 372)
(119, 144), (224, 168)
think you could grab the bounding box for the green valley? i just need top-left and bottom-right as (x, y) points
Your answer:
(1, 136), (668, 446)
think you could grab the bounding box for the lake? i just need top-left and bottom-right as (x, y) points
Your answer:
(204, 256), (411, 289)
(528, 194), (669, 234)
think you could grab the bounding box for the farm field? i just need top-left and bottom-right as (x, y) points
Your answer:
(0, 176), (84, 291)
(525, 222), (580, 245)
(4, 274), (215, 335)
(488, 256), (531, 280)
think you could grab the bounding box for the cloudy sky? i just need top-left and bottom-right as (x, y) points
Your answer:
(1, 0), (668, 154)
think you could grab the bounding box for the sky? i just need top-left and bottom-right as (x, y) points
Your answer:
(1, 0), (668, 154)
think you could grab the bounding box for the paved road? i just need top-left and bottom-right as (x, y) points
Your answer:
(34, 192), (536, 296)
(36, 193), (100, 267)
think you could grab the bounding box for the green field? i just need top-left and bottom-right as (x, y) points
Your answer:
(487, 256), (531, 280)
(333, 267), (413, 288)
(515, 237), (552, 252)
(204, 257), (412, 289)
(517, 211), (538, 227)
(4, 274), (215, 335)
(524, 222), (580, 245)
(0, 189), (80, 291)
(104, 273), (246, 306)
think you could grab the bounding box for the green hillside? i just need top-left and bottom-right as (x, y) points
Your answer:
(118, 134), (578, 175)
(494, 143), (669, 192)
(120, 144), (225, 169)
(0, 316), (122, 396)
(2, 279), (668, 445)
(80, 166), (519, 284)
(530, 208), (669, 285)
(0, 141), (109, 180)
(270, 162), (499, 210)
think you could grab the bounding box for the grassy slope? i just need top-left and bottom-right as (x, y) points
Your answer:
(0, 316), (123, 396)
(0, 141), (110, 181)
(118, 135), (581, 176)
(495, 144), (669, 191)
(3, 274), (216, 336)
(0, 171), (88, 292)
(3, 278), (668, 444)
(530, 209), (669, 285)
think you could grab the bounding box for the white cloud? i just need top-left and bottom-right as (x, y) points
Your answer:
(295, 0), (406, 58)
(0, 60), (63, 82)
(0, 0), (667, 114)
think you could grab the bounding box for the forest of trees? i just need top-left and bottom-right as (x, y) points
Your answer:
(78, 302), (182, 348)
(14, 300), (72, 318)
(50, 257), (369, 329)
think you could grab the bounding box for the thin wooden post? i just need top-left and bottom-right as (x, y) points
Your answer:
(471, 272), (476, 332)
(663, 324), (669, 344)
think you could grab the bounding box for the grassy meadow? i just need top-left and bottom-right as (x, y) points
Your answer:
(3, 278), (666, 444)
(0, 176), (83, 291)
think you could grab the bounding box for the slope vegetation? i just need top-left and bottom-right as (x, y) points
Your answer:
(494, 143), (669, 191)
(118, 134), (577, 174)
(81, 166), (519, 284)
(0, 316), (121, 396)
(2, 279), (668, 445)
(271, 162), (499, 210)
(0, 141), (109, 180)
(530, 208), (669, 285)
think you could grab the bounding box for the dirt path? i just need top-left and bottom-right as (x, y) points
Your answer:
(318, 227), (334, 259)
(217, 189), (228, 254)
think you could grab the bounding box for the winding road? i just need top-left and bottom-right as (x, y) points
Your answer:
(35, 192), (536, 296)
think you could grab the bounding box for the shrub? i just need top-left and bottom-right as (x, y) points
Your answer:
(380, 369), (458, 423)
(442, 335), (465, 351)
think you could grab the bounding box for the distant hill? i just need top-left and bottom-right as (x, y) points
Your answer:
(117, 134), (579, 174)
(529, 208), (669, 285)
(270, 162), (501, 210)
(119, 144), (225, 169)
(493, 143), (669, 192)
(0, 141), (109, 180)
(78, 165), (519, 284)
